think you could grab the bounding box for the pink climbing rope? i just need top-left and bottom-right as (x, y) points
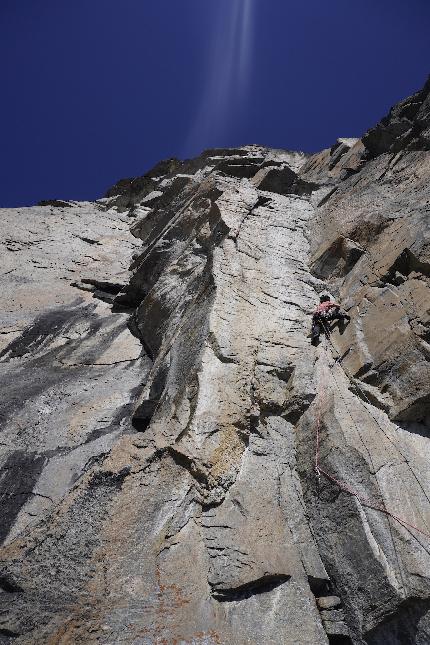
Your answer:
(314, 357), (430, 541)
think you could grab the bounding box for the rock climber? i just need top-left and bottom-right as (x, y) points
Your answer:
(311, 294), (350, 345)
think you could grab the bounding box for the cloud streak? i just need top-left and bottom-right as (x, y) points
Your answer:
(185, 0), (255, 155)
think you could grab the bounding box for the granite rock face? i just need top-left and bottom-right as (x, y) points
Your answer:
(0, 80), (430, 644)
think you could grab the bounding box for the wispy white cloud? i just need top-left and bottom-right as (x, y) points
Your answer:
(185, 0), (255, 155)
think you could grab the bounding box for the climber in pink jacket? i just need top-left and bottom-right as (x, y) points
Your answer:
(311, 295), (350, 345)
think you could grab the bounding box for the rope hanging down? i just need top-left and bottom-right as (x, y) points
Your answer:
(314, 346), (430, 542)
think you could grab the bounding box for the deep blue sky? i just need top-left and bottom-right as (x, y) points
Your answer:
(1, 0), (429, 207)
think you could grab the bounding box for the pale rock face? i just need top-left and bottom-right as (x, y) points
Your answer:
(0, 83), (430, 644)
(0, 202), (148, 550)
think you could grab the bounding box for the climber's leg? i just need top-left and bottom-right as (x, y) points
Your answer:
(327, 309), (351, 323)
(311, 317), (321, 345)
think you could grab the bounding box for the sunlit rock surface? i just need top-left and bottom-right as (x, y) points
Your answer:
(0, 79), (430, 644)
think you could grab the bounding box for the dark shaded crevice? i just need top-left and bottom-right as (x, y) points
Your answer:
(327, 636), (353, 645)
(379, 248), (430, 288)
(74, 236), (100, 245)
(127, 313), (154, 357)
(308, 576), (333, 597)
(248, 410), (263, 438)
(165, 447), (209, 488)
(258, 165), (319, 196)
(397, 421), (430, 440)
(132, 358), (169, 431)
(255, 195), (272, 207)
(392, 392), (430, 425)
(348, 381), (390, 414)
(354, 362), (374, 379)
(0, 628), (20, 640)
(217, 159), (264, 179)
(365, 597), (430, 645)
(212, 574), (290, 602)
(72, 279), (128, 306)
(110, 301), (136, 314)
(254, 389), (316, 426)
(0, 576), (23, 594)
(80, 279), (125, 295)
(283, 392), (317, 425)
(200, 499), (226, 512)
(266, 364), (295, 383)
(207, 333), (239, 364)
(317, 186), (338, 207)
(131, 415), (152, 433)
(359, 366), (385, 387)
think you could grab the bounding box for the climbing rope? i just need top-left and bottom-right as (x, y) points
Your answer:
(314, 342), (430, 542)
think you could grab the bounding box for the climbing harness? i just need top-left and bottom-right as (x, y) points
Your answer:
(314, 340), (430, 542)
